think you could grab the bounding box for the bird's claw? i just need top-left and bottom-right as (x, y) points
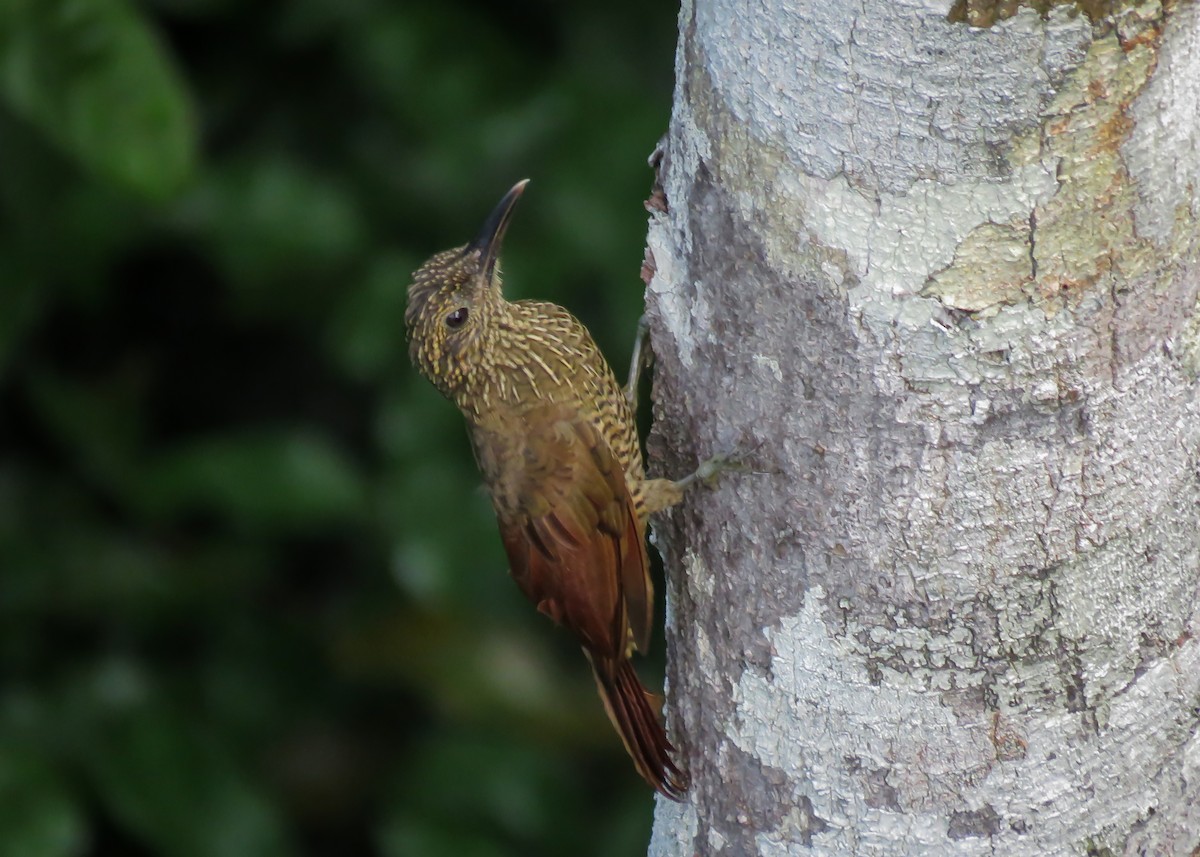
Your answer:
(680, 441), (765, 491)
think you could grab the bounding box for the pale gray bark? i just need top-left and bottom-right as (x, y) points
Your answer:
(643, 1), (1200, 855)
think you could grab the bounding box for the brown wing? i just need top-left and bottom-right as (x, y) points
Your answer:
(478, 404), (686, 798)
(487, 404), (651, 659)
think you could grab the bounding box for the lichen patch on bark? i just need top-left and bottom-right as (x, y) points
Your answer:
(922, 221), (1033, 313)
(947, 0), (1152, 28)
(927, 3), (1179, 322)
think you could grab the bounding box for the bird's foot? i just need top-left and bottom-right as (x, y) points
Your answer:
(676, 442), (765, 492)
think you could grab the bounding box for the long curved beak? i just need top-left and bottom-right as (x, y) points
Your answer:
(467, 179), (529, 281)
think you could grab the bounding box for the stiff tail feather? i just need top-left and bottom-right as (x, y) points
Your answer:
(588, 653), (689, 799)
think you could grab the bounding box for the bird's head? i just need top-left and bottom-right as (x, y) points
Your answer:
(406, 180), (528, 400)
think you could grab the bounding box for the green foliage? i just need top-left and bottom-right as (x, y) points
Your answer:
(0, 745), (86, 857)
(0, 1), (676, 855)
(0, 0), (196, 199)
(81, 693), (292, 857)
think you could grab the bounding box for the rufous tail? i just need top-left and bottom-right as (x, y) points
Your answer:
(588, 653), (689, 799)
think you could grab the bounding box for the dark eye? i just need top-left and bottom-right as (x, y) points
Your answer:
(445, 307), (469, 329)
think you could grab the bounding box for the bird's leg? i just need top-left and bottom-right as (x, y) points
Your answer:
(673, 451), (749, 492)
(624, 315), (651, 412)
(638, 448), (758, 516)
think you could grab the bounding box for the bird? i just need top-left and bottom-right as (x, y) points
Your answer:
(405, 179), (719, 798)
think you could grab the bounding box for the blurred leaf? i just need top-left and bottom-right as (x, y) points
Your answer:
(377, 817), (509, 857)
(374, 385), (517, 609)
(144, 0), (238, 18)
(81, 698), (290, 857)
(375, 727), (605, 857)
(393, 730), (560, 831)
(382, 457), (503, 607)
(0, 253), (42, 378)
(0, 112), (145, 303)
(326, 250), (416, 380)
(333, 608), (581, 731)
(137, 429), (366, 531)
(178, 159), (366, 302)
(0, 746), (85, 857)
(0, 0), (196, 199)
(0, 521), (170, 621)
(24, 368), (145, 494)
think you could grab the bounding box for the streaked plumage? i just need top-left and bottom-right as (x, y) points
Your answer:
(405, 180), (687, 797)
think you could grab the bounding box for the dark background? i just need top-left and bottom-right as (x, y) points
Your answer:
(0, 1), (677, 855)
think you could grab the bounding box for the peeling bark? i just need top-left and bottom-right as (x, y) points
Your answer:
(644, 1), (1200, 854)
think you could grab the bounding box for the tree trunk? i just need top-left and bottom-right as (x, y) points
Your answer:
(644, 1), (1200, 854)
